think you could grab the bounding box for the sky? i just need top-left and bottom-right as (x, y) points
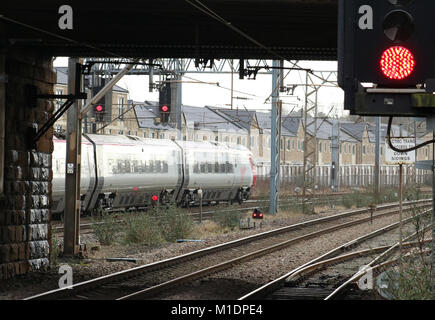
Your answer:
(54, 58), (346, 117)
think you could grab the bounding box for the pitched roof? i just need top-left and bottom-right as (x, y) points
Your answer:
(208, 108), (256, 131)
(133, 102), (245, 132)
(133, 101), (175, 130)
(187, 106), (245, 132)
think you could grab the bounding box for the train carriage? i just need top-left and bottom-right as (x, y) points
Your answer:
(51, 134), (256, 215)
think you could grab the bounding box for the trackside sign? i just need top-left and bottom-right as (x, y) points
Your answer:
(385, 138), (415, 165)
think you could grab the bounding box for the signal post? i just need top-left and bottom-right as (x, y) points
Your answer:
(339, 0), (435, 294)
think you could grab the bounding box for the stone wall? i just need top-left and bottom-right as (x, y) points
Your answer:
(0, 53), (54, 280)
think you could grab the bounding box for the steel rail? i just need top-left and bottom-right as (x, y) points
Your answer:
(324, 223), (434, 300)
(51, 198), (432, 234)
(116, 203), (430, 299)
(239, 210), (432, 300)
(27, 199), (430, 300)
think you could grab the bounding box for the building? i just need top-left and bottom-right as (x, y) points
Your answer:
(53, 67), (140, 136)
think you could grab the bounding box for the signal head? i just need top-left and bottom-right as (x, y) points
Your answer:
(380, 46), (415, 80)
(96, 105), (103, 112)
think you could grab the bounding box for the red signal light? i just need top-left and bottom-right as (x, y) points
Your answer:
(380, 46), (415, 80)
(152, 195), (158, 201)
(252, 208), (263, 220)
(161, 105), (169, 112)
(96, 105), (103, 112)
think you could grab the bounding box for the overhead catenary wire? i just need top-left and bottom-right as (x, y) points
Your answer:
(387, 116), (435, 153)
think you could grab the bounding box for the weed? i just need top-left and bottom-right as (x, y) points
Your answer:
(155, 204), (195, 242)
(123, 213), (164, 245)
(212, 209), (242, 230)
(91, 212), (121, 246)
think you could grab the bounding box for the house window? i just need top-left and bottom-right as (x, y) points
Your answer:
(237, 137), (241, 144)
(118, 96), (125, 120)
(287, 139), (290, 151)
(319, 142), (322, 153)
(353, 145), (356, 155)
(292, 140), (295, 150)
(159, 133), (164, 139)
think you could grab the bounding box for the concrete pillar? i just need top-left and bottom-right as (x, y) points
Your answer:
(0, 53), (54, 279)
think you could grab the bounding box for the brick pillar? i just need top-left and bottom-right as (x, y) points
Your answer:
(0, 53), (55, 280)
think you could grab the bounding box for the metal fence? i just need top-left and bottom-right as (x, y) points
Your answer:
(256, 164), (431, 189)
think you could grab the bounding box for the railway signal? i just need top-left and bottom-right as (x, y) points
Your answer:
(252, 208), (263, 220)
(151, 194), (158, 207)
(159, 83), (171, 124)
(338, 0), (435, 117)
(92, 84), (107, 122)
(95, 104), (104, 122)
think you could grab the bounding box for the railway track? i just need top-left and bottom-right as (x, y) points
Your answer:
(27, 199), (431, 300)
(239, 208), (432, 300)
(51, 203), (271, 234)
(51, 192), (432, 234)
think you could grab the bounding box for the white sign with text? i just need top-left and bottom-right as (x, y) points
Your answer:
(385, 138), (415, 165)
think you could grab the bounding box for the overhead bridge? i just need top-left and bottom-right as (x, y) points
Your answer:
(1, 0), (338, 60)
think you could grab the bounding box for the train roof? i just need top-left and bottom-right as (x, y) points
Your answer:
(55, 133), (253, 154)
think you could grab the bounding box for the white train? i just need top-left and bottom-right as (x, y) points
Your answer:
(52, 134), (256, 214)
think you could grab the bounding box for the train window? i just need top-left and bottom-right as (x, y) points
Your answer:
(220, 163), (226, 173)
(215, 162), (220, 173)
(226, 162), (233, 173)
(132, 160), (138, 172)
(163, 161), (168, 173)
(125, 160), (131, 173)
(200, 163), (206, 173)
(207, 163), (213, 173)
(149, 160), (154, 173)
(155, 160), (162, 173)
(193, 163), (199, 174)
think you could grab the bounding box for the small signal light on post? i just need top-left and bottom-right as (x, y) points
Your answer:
(161, 105), (169, 113)
(152, 195), (158, 201)
(252, 208), (263, 220)
(96, 105), (103, 112)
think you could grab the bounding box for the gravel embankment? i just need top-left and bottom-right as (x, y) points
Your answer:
(0, 204), (410, 300)
(151, 213), (408, 300)
(0, 207), (346, 300)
